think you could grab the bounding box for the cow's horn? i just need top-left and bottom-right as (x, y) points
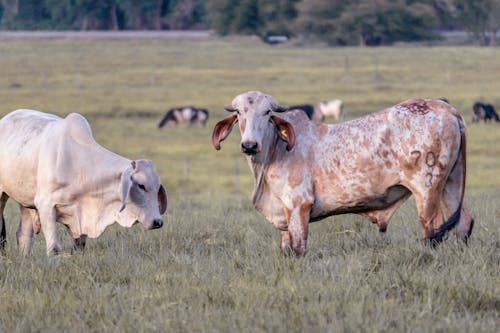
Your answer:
(224, 104), (236, 112)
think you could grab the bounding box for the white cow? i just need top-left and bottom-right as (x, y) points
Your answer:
(317, 99), (344, 121)
(0, 109), (168, 255)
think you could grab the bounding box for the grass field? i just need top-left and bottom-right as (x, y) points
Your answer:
(0, 37), (499, 332)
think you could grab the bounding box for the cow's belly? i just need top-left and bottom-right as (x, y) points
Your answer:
(310, 184), (409, 221)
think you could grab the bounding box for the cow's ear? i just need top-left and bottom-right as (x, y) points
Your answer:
(270, 115), (296, 151)
(119, 162), (134, 212)
(212, 114), (238, 150)
(158, 184), (168, 215)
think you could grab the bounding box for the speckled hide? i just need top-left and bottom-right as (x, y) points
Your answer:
(213, 91), (474, 256)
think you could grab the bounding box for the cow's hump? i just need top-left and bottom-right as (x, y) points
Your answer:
(64, 113), (95, 145)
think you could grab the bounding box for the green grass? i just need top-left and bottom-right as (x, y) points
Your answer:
(0, 38), (499, 332)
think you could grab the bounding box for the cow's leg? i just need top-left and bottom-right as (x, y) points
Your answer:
(284, 203), (312, 256)
(442, 157), (474, 242)
(280, 231), (292, 255)
(16, 206), (37, 255)
(0, 192), (8, 253)
(361, 191), (411, 232)
(413, 187), (448, 245)
(35, 201), (61, 255)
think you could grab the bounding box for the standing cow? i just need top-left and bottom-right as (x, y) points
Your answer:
(158, 106), (209, 128)
(213, 91), (473, 256)
(317, 99), (344, 122)
(0, 110), (168, 255)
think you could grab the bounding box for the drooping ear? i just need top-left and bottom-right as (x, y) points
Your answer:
(158, 184), (168, 215)
(212, 114), (238, 150)
(119, 162), (135, 212)
(270, 115), (296, 151)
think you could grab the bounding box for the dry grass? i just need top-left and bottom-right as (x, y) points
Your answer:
(0, 37), (499, 332)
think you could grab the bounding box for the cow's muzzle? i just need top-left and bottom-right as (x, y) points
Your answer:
(241, 141), (259, 155)
(151, 218), (164, 229)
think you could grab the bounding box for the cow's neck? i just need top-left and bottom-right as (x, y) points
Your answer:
(92, 201), (122, 237)
(247, 134), (281, 207)
(70, 159), (130, 238)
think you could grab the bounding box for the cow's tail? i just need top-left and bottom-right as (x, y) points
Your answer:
(428, 112), (468, 244)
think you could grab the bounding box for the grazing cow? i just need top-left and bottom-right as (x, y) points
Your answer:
(0, 109), (168, 255)
(158, 106), (209, 128)
(472, 102), (499, 123)
(317, 99), (344, 121)
(212, 91), (473, 256)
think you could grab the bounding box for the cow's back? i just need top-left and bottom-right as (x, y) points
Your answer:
(0, 110), (60, 205)
(276, 99), (462, 217)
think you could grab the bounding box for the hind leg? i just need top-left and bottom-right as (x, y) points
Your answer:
(442, 162), (474, 242)
(409, 178), (450, 244)
(0, 192), (9, 253)
(16, 206), (38, 255)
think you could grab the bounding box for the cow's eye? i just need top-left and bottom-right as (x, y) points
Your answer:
(265, 110), (271, 115)
(235, 110), (241, 115)
(138, 184), (147, 192)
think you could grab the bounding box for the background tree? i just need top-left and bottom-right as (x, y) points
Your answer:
(207, 0), (299, 37)
(167, 0), (205, 30)
(297, 0), (437, 46)
(454, 0), (498, 45)
(295, 0), (346, 43)
(0, 0), (497, 46)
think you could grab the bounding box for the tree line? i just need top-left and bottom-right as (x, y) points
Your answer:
(0, 0), (498, 45)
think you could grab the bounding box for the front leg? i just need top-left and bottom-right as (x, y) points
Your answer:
(35, 201), (61, 255)
(280, 231), (292, 256)
(284, 203), (312, 256)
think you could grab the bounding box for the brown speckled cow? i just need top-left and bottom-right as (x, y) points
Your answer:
(212, 91), (473, 256)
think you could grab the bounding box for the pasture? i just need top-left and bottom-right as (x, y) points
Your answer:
(0, 37), (499, 332)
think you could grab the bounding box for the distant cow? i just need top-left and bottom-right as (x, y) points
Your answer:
(317, 99), (344, 121)
(213, 91), (473, 256)
(0, 109), (168, 255)
(158, 106), (209, 128)
(472, 102), (499, 123)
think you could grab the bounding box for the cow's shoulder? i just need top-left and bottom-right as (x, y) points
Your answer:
(62, 113), (95, 145)
(281, 109), (314, 132)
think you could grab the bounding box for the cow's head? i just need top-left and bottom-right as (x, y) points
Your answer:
(118, 160), (167, 230)
(212, 91), (295, 157)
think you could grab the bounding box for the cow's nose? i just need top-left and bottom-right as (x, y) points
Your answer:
(152, 218), (163, 229)
(241, 141), (259, 155)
